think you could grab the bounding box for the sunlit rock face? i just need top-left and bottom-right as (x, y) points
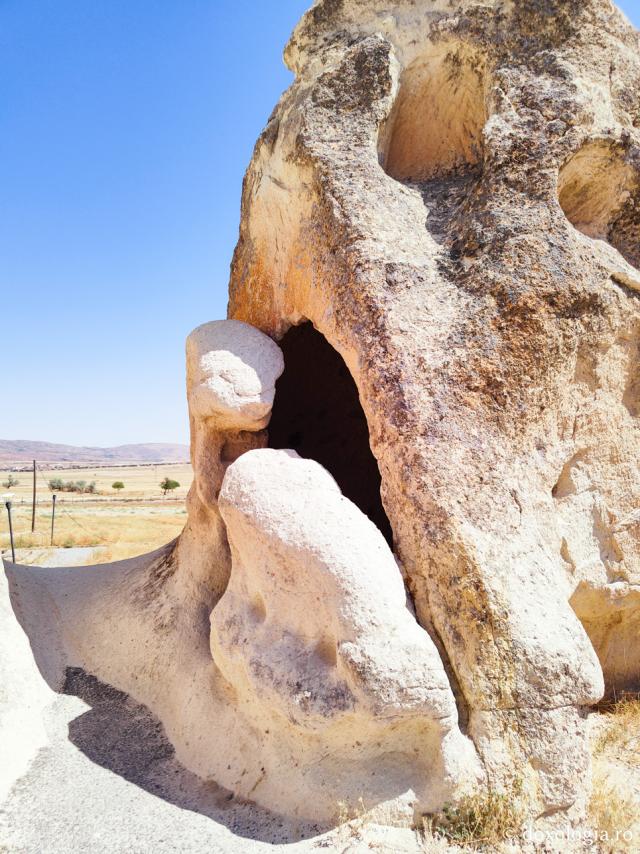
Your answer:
(5, 0), (640, 834)
(5, 320), (482, 825)
(228, 0), (640, 823)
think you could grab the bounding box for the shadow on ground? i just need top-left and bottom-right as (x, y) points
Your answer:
(63, 667), (330, 846)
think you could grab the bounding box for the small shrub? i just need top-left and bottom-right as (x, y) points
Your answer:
(160, 477), (180, 496)
(423, 782), (525, 849)
(594, 696), (640, 755)
(112, 481), (125, 492)
(2, 475), (19, 488)
(337, 797), (367, 841)
(49, 478), (96, 495)
(590, 772), (637, 853)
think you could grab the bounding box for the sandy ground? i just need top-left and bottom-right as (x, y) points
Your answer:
(0, 562), (425, 854)
(7, 547), (104, 567)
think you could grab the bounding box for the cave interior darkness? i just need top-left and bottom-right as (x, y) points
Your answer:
(267, 323), (394, 547)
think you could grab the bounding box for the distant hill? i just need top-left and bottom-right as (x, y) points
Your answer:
(0, 440), (190, 465)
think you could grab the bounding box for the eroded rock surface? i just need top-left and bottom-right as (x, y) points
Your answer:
(176, 319), (284, 596)
(228, 0), (640, 824)
(5, 320), (480, 824)
(214, 448), (482, 819)
(4, 0), (640, 836)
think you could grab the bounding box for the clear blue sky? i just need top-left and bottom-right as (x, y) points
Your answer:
(1, 1), (639, 447)
(0, 0), (309, 447)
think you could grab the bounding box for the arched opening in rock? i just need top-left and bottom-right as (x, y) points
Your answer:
(267, 323), (393, 547)
(571, 582), (640, 701)
(558, 141), (640, 269)
(379, 46), (488, 184)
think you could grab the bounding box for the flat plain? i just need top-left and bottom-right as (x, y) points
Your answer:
(0, 462), (192, 564)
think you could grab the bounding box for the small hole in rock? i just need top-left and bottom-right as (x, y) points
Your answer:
(558, 140), (640, 269)
(315, 637), (338, 667)
(251, 594), (267, 623)
(268, 323), (393, 547)
(379, 46), (488, 184)
(378, 45), (488, 245)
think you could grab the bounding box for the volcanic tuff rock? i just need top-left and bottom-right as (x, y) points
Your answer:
(4, 0), (640, 836)
(229, 0), (640, 824)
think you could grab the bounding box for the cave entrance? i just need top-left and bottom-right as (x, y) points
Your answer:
(268, 323), (393, 547)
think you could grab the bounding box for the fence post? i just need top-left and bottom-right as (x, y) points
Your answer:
(31, 459), (37, 533)
(5, 499), (15, 562)
(51, 494), (57, 546)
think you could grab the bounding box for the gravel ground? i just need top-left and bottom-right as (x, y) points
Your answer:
(4, 547), (104, 567)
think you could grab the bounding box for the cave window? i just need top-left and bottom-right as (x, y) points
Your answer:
(558, 141), (640, 270)
(378, 46), (488, 184)
(268, 323), (393, 547)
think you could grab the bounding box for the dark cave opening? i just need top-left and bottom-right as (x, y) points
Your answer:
(268, 323), (394, 547)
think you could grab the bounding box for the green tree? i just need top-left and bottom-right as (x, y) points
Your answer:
(2, 475), (19, 489)
(112, 481), (125, 493)
(160, 477), (180, 496)
(48, 477), (64, 492)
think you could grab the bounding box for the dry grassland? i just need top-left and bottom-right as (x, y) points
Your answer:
(590, 697), (640, 852)
(0, 463), (192, 564)
(1, 462), (192, 501)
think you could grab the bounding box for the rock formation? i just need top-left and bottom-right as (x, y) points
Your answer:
(5, 0), (640, 835)
(229, 0), (640, 823)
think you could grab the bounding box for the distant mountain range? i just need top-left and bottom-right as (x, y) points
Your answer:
(0, 440), (190, 465)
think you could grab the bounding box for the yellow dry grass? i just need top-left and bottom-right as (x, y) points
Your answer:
(1, 501), (187, 564)
(421, 781), (526, 850)
(0, 462), (192, 564)
(594, 697), (640, 755)
(590, 773), (638, 854)
(590, 697), (640, 853)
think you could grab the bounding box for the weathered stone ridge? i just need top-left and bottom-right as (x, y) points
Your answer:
(3, 0), (640, 837)
(229, 0), (640, 824)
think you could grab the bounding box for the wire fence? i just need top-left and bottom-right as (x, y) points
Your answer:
(2, 462), (187, 553)
(8, 495), (184, 505)
(56, 504), (111, 544)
